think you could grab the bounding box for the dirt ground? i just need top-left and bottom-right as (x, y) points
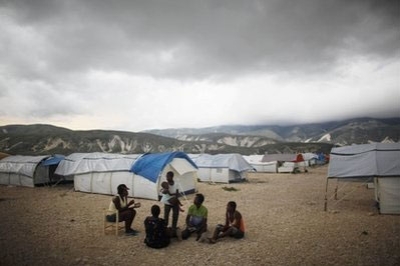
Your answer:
(0, 165), (399, 266)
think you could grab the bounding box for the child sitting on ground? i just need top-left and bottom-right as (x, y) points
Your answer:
(160, 181), (184, 212)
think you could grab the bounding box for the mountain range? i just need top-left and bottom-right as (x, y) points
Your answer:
(0, 117), (399, 156)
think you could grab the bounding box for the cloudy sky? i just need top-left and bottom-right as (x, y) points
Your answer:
(0, 0), (399, 132)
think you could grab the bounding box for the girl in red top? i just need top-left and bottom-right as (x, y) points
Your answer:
(208, 201), (245, 243)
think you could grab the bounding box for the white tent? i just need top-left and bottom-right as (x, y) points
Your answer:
(0, 155), (51, 187)
(55, 152), (142, 196)
(192, 153), (254, 183)
(242, 155), (278, 173)
(326, 143), (400, 214)
(262, 153), (307, 173)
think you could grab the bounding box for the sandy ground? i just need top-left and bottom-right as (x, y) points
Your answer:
(0, 165), (399, 266)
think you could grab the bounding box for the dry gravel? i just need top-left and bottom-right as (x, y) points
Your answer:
(0, 165), (399, 266)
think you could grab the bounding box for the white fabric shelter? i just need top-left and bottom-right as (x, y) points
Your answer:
(327, 143), (400, 214)
(192, 153), (254, 183)
(55, 152), (142, 196)
(0, 155), (50, 187)
(262, 153), (307, 173)
(243, 155), (278, 173)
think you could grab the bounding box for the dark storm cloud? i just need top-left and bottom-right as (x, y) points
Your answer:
(1, 0), (398, 80)
(0, 0), (398, 131)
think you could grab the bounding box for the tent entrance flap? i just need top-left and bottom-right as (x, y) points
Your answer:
(170, 158), (196, 175)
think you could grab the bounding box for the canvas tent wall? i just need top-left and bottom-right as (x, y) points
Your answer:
(0, 155), (51, 187)
(192, 153), (254, 183)
(261, 153), (306, 173)
(130, 152), (198, 200)
(243, 155), (278, 173)
(55, 152), (141, 195)
(326, 143), (400, 214)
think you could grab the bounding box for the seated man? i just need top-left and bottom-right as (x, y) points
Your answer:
(144, 205), (171, 249)
(181, 193), (208, 241)
(107, 184), (141, 236)
(208, 201), (245, 244)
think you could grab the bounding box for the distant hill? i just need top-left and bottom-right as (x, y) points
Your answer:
(0, 117), (398, 156)
(144, 117), (400, 146)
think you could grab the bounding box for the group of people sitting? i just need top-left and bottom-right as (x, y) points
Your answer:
(107, 171), (245, 249)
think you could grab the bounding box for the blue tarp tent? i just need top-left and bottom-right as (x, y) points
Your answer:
(130, 152), (197, 183)
(130, 152), (198, 200)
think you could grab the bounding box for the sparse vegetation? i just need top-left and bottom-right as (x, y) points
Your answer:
(222, 186), (239, 191)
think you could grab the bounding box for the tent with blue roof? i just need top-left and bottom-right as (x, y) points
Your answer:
(42, 154), (66, 183)
(130, 152), (198, 200)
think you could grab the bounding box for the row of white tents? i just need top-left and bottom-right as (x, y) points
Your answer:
(0, 150), (317, 191)
(2, 145), (398, 214)
(242, 153), (324, 173)
(0, 152), (255, 200)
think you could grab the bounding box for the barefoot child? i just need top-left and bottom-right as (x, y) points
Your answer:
(208, 201), (245, 244)
(160, 181), (184, 212)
